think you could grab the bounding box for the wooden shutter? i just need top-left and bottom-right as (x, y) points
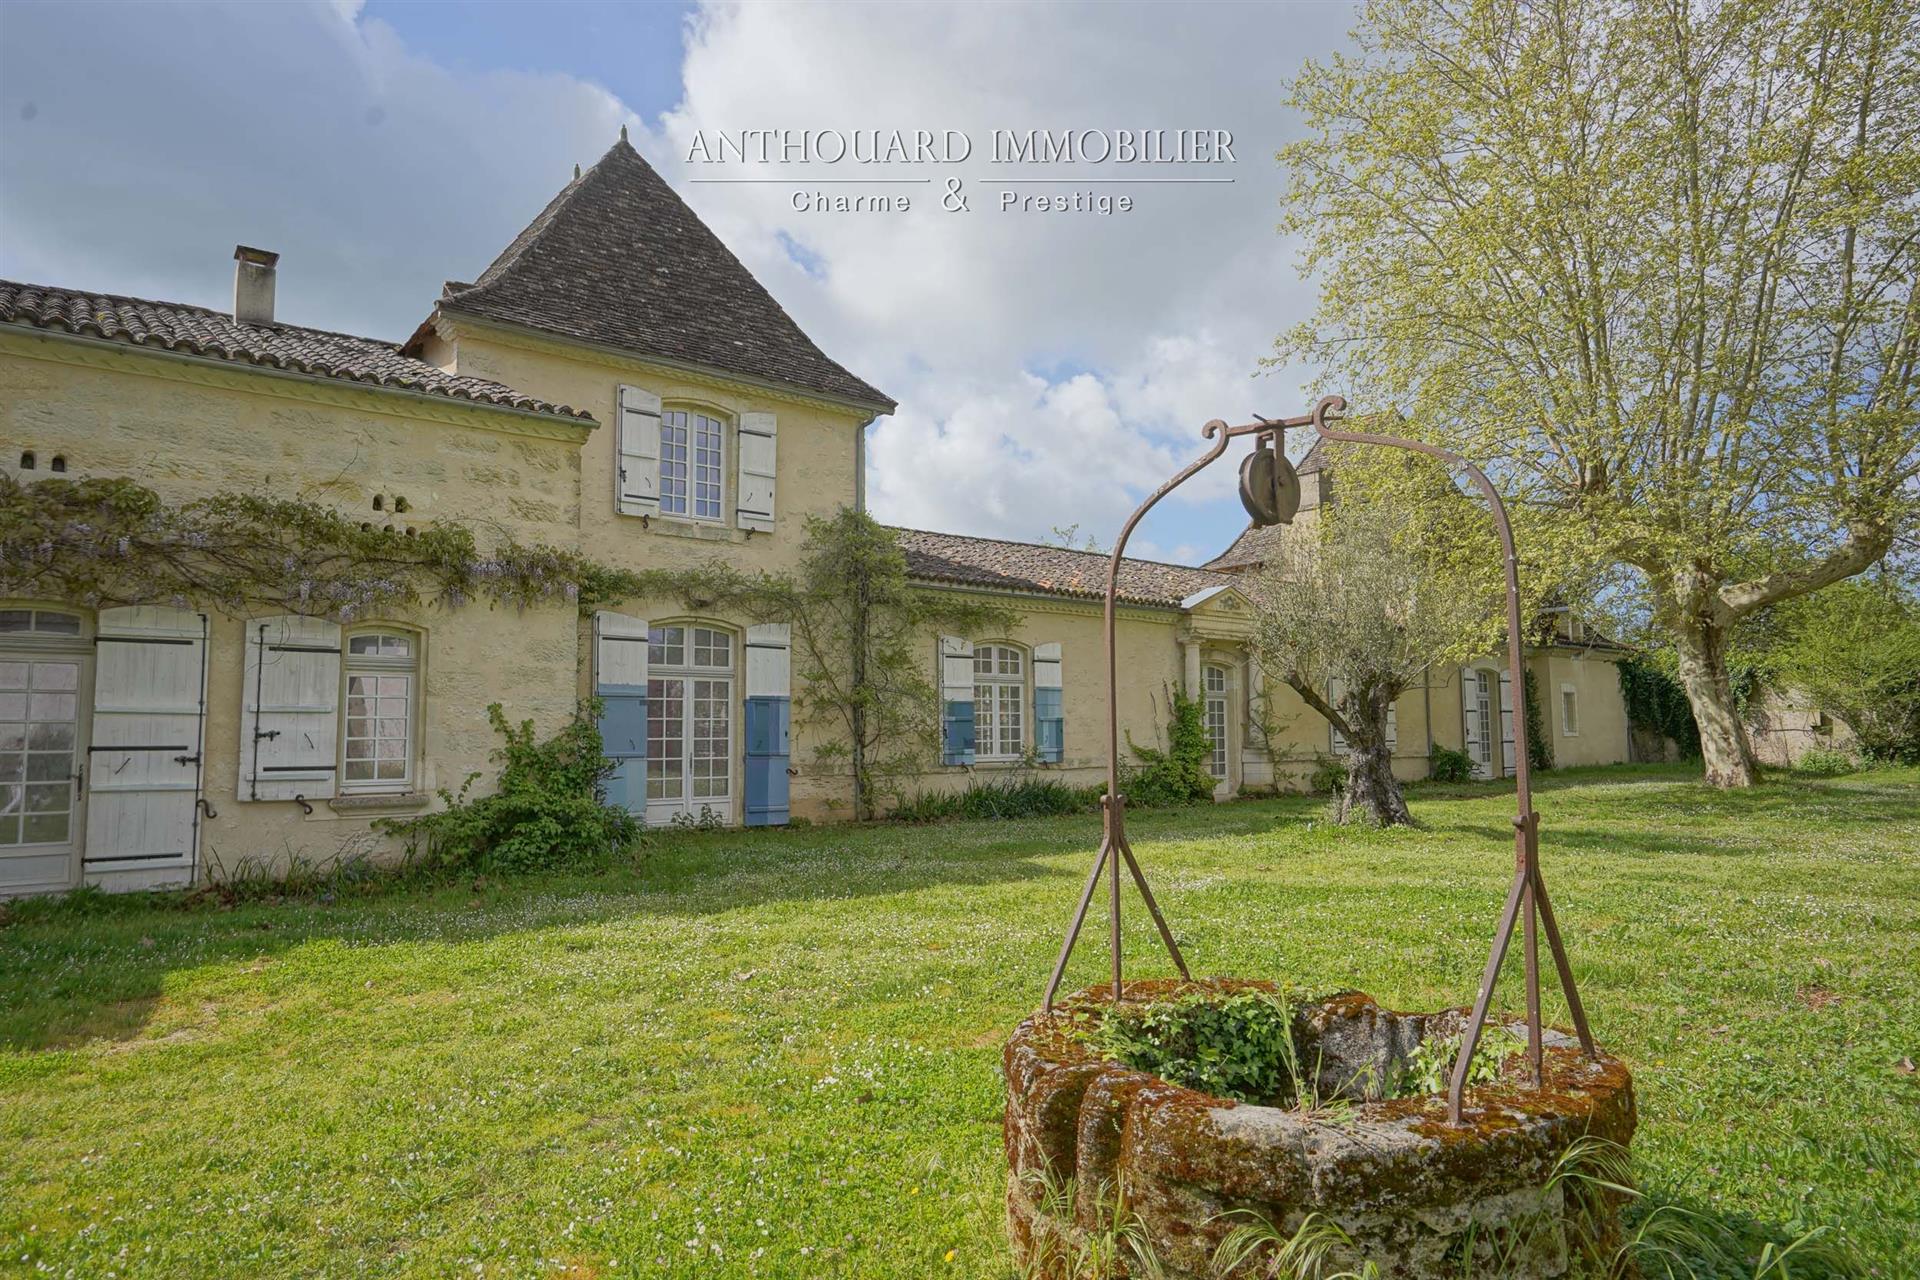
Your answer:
(1033, 642), (1063, 763)
(737, 410), (777, 533)
(239, 616), (341, 801)
(617, 385), (661, 517)
(939, 636), (975, 766)
(744, 623), (791, 825)
(593, 611), (648, 814)
(85, 607), (206, 889)
(1499, 670), (1516, 775)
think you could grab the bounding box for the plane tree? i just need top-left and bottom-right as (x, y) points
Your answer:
(1279, 0), (1920, 786)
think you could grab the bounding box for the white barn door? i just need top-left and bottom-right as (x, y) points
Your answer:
(84, 607), (207, 892)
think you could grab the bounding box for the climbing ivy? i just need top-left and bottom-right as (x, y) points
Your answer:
(1119, 688), (1216, 808)
(1616, 656), (1701, 758)
(1521, 669), (1553, 772)
(0, 473), (721, 618)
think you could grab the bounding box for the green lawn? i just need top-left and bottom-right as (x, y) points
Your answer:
(2, 764), (1916, 1279)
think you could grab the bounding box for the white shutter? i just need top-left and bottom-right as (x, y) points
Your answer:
(745, 623), (791, 697)
(1499, 671), (1516, 775)
(85, 607), (206, 888)
(239, 615), (341, 801)
(1462, 666), (1488, 779)
(737, 410), (777, 533)
(940, 637), (975, 702)
(593, 610), (650, 689)
(617, 385), (662, 517)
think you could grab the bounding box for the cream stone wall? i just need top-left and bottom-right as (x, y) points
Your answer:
(880, 592), (1188, 809)
(1535, 651), (1631, 768)
(2, 331), (589, 884)
(424, 318), (883, 823)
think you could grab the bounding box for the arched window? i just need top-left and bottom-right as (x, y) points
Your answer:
(974, 643), (1026, 761)
(342, 630), (418, 792)
(659, 407), (727, 522)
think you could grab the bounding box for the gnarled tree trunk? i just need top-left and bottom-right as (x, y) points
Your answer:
(1339, 731), (1412, 826)
(1672, 613), (1757, 789)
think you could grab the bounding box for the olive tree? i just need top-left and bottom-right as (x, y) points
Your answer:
(1252, 484), (1501, 825)
(1280, 0), (1920, 786)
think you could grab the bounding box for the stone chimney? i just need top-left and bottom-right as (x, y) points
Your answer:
(232, 245), (279, 326)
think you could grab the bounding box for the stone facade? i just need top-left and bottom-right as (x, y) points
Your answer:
(0, 327), (587, 892)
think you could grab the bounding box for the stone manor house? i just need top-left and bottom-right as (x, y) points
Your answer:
(0, 137), (1633, 895)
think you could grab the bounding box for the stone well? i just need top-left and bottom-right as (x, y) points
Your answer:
(1004, 980), (1636, 1279)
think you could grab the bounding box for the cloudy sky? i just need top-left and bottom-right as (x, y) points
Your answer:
(0, 0), (1355, 564)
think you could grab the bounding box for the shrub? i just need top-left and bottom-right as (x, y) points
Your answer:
(1307, 754), (1348, 795)
(378, 701), (638, 874)
(1794, 745), (1858, 777)
(1119, 690), (1217, 809)
(1428, 745), (1474, 783)
(891, 775), (1101, 823)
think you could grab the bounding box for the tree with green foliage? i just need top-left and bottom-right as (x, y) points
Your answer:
(1281, 0), (1920, 788)
(1252, 478), (1502, 825)
(1755, 576), (1920, 762)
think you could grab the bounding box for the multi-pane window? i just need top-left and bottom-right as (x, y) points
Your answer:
(973, 644), (1025, 760)
(0, 654), (80, 846)
(1560, 685), (1580, 736)
(1473, 671), (1496, 769)
(1203, 665), (1229, 780)
(343, 631), (416, 791)
(660, 409), (725, 521)
(0, 609), (81, 636)
(647, 625), (733, 806)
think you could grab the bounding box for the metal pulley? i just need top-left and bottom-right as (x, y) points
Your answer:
(1237, 431), (1300, 527)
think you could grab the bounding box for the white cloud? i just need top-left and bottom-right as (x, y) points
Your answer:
(0, 0), (1351, 560)
(645, 1), (1350, 555)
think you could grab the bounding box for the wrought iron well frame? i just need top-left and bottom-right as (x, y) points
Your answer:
(1040, 393), (1598, 1124)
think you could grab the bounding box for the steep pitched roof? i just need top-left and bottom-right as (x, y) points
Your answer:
(0, 280), (592, 424)
(1203, 521), (1290, 574)
(891, 526), (1232, 607)
(425, 138), (894, 413)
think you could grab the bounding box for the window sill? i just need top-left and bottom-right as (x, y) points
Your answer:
(634, 516), (750, 545)
(328, 791), (431, 814)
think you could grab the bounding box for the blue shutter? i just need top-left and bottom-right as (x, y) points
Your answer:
(594, 612), (649, 814)
(743, 623), (791, 826)
(1034, 642), (1064, 763)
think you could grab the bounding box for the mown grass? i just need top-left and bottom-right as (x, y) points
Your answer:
(1, 763), (1915, 1278)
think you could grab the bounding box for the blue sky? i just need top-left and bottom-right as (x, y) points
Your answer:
(0, 0), (1354, 564)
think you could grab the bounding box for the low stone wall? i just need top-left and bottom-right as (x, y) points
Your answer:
(1004, 981), (1636, 1278)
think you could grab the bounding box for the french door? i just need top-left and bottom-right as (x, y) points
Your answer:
(1472, 671), (1496, 776)
(645, 625), (734, 826)
(0, 614), (90, 895)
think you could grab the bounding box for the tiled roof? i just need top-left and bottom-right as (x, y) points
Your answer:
(1204, 521), (1290, 573)
(891, 526), (1233, 607)
(0, 280), (592, 424)
(425, 138), (895, 413)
